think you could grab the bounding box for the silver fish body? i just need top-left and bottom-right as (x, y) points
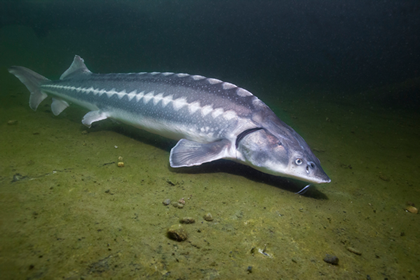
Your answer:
(9, 55), (330, 184)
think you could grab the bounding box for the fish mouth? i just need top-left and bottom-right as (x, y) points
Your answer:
(311, 174), (331, 184)
(280, 173), (331, 184)
(293, 172), (331, 184)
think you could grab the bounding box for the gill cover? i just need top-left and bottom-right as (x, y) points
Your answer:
(237, 128), (289, 174)
(236, 127), (330, 184)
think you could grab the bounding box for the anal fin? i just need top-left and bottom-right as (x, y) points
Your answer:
(170, 139), (231, 168)
(82, 111), (108, 128)
(51, 98), (70, 116)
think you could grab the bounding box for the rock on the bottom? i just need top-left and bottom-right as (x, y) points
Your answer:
(167, 224), (188, 241)
(323, 254), (339, 265)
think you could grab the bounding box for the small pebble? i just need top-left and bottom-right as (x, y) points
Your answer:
(379, 174), (390, 182)
(167, 225), (188, 241)
(203, 213), (214, 221)
(406, 206), (418, 214)
(177, 203), (184, 209)
(12, 173), (24, 182)
(347, 247), (362, 255)
(323, 254), (339, 265)
(162, 199), (171, 206)
(117, 162), (124, 167)
(180, 217), (195, 224)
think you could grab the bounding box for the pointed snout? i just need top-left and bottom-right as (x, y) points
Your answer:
(307, 161), (331, 184)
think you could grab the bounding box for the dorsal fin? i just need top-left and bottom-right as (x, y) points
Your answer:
(60, 55), (92, 80)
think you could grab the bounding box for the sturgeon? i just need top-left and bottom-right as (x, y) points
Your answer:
(9, 55), (330, 184)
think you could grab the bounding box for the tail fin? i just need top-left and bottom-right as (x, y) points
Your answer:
(8, 66), (50, 111)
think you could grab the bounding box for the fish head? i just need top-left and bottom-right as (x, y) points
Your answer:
(236, 123), (331, 184)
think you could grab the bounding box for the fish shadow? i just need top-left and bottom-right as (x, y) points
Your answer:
(169, 160), (328, 200)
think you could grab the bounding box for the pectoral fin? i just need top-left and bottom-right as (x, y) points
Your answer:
(170, 139), (231, 168)
(82, 111), (108, 127)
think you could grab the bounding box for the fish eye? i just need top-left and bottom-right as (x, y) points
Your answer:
(295, 158), (303, 165)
